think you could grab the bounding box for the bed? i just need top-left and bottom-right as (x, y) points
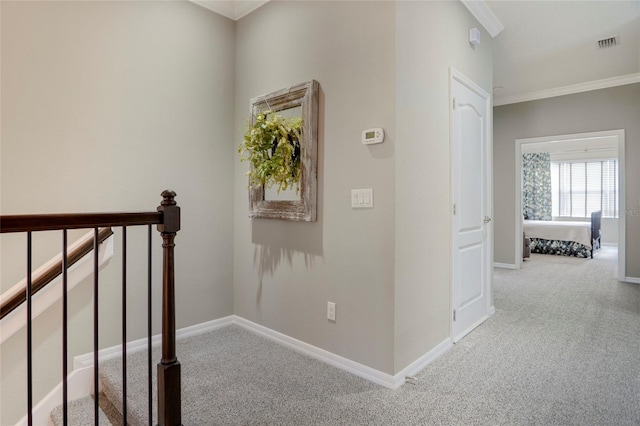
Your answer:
(523, 211), (601, 258)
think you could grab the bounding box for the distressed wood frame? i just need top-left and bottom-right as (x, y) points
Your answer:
(248, 80), (319, 221)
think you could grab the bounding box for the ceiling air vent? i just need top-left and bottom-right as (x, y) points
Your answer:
(597, 36), (619, 49)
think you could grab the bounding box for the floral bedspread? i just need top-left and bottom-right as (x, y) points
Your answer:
(529, 238), (590, 258)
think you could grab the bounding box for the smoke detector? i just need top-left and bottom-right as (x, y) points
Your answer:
(597, 35), (619, 49)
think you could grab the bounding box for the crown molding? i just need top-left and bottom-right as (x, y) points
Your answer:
(190, 0), (269, 21)
(461, 0), (504, 38)
(494, 73), (640, 106)
(196, 0), (503, 28)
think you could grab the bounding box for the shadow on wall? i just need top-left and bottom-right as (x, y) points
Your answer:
(251, 219), (324, 301)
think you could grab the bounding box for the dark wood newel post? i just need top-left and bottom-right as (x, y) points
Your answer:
(157, 190), (182, 426)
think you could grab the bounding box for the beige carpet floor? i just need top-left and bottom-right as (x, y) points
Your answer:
(89, 247), (640, 425)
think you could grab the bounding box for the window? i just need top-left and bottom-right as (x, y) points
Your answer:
(551, 159), (618, 218)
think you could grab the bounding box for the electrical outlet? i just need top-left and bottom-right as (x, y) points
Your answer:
(327, 302), (336, 321)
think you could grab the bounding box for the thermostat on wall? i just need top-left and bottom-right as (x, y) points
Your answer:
(362, 128), (385, 145)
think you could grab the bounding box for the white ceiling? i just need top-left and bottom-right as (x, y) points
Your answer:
(191, 0), (640, 104)
(488, 0), (640, 104)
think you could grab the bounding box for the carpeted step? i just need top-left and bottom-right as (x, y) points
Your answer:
(50, 395), (115, 425)
(99, 350), (159, 426)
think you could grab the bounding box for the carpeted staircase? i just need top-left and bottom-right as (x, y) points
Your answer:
(50, 386), (129, 425)
(50, 396), (114, 425)
(50, 347), (160, 425)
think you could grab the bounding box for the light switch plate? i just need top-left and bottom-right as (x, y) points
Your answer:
(327, 302), (336, 321)
(351, 189), (373, 208)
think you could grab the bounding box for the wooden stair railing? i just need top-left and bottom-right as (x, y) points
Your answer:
(0, 227), (114, 320)
(0, 190), (181, 426)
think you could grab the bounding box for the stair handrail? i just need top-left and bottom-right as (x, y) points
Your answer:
(0, 190), (181, 426)
(0, 227), (114, 320)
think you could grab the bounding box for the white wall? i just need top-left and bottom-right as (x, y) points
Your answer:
(601, 218), (618, 245)
(394, 1), (493, 372)
(0, 2), (235, 424)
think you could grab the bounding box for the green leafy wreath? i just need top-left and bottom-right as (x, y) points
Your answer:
(239, 111), (303, 192)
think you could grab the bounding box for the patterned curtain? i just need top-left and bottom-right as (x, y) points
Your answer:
(522, 153), (552, 220)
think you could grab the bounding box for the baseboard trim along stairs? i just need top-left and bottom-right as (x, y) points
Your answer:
(30, 315), (452, 424)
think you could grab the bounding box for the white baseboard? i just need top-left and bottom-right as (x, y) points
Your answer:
(489, 305), (496, 316)
(232, 315), (451, 390)
(231, 316), (398, 388)
(15, 367), (95, 426)
(624, 276), (640, 285)
(74, 316), (234, 369)
(392, 338), (452, 386)
(494, 262), (517, 269)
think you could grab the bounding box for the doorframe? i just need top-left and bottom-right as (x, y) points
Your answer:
(514, 129), (626, 281)
(449, 67), (494, 342)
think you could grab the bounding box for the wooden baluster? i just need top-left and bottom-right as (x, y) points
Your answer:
(156, 190), (181, 426)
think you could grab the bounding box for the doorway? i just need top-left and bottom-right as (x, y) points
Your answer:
(514, 130), (626, 281)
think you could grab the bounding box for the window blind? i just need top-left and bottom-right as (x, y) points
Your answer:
(551, 159), (618, 218)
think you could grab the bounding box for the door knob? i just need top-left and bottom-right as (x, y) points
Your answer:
(484, 216), (492, 223)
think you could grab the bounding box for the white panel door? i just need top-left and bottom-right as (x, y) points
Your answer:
(451, 71), (491, 342)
